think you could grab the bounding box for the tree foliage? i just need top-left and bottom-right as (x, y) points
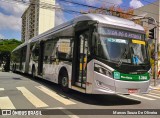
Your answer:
(81, 5), (134, 19)
(0, 39), (22, 52)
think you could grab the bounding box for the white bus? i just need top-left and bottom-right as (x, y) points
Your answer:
(11, 14), (151, 94)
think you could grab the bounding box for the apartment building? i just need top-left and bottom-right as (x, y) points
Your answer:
(134, 1), (160, 73)
(134, 0), (160, 42)
(21, 0), (55, 42)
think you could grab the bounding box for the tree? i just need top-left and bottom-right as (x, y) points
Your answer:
(81, 5), (134, 19)
(0, 39), (21, 52)
(0, 39), (21, 71)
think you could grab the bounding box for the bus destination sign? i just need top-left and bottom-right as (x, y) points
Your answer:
(100, 27), (143, 40)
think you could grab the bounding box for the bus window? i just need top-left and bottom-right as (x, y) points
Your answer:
(57, 38), (73, 61)
(43, 39), (57, 64)
(31, 43), (39, 62)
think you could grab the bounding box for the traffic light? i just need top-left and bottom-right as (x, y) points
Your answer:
(149, 28), (155, 39)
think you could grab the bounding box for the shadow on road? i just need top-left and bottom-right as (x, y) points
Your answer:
(19, 72), (141, 106)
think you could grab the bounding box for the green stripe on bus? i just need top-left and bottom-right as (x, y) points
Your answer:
(113, 71), (150, 81)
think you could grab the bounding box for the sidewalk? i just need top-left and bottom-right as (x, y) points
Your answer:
(149, 78), (160, 90)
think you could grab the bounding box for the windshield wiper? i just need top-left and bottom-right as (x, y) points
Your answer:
(116, 48), (128, 67)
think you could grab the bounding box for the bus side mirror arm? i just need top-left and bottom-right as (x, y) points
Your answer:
(92, 32), (99, 54)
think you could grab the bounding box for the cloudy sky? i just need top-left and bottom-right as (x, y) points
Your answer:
(0, 0), (158, 40)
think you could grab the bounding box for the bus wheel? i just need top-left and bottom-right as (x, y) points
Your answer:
(32, 67), (36, 79)
(60, 72), (69, 92)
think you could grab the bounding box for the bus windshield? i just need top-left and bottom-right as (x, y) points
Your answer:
(95, 27), (148, 65)
(99, 37), (148, 65)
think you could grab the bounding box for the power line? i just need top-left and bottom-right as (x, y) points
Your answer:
(0, 0), (82, 15)
(97, 0), (159, 16)
(1, 0), (159, 17)
(1, 0), (159, 27)
(141, 0), (159, 7)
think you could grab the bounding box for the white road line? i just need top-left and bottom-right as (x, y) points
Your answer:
(149, 92), (160, 96)
(118, 94), (139, 101)
(0, 88), (4, 91)
(145, 94), (160, 99)
(0, 97), (15, 109)
(58, 107), (79, 118)
(35, 86), (76, 105)
(150, 90), (160, 94)
(130, 94), (156, 100)
(16, 87), (48, 108)
(45, 107), (79, 118)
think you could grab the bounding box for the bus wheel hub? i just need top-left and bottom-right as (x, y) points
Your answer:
(62, 77), (68, 87)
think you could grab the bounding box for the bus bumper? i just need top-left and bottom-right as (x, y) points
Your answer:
(114, 79), (150, 94)
(91, 72), (150, 94)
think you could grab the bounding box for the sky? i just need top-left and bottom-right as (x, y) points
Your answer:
(0, 0), (158, 40)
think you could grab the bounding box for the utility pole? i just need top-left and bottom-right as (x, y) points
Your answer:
(147, 17), (158, 86)
(131, 15), (158, 86)
(154, 26), (158, 86)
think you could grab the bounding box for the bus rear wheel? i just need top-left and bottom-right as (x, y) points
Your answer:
(60, 72), (69, 92)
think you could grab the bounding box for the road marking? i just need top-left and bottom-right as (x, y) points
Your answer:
(145, 94), (160, 99)
(150, 90), (160, 94)
(58, 107), (79, 118)
(0, 97), (15, 109)
(130, 94), (156, 100)
(45, 107), (79, 118)
(118, 94), (139, 101)
(0, 88), (4, 91)
(16, 87), (48, 108)
(35, 86), (76, 105)
(149, 92), (160, 96)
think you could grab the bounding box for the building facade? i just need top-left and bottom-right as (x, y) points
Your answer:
(21, 0), (55, 42)
(134, 1), (160, 75)
(134, 1), (160, 43)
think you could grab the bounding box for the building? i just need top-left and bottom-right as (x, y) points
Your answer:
(134, 1), (160, 75)
(21, 0), (55, 42)
(134, 1), (160, 42)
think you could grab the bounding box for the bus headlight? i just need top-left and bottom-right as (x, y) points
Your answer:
(94, 63), (113, 78)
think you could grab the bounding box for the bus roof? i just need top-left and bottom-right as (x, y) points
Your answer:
(74, 14), (144, 30)
(30, 14), (144, 43)
(12, 41), (28, 52)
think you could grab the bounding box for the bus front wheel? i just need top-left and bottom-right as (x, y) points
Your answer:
(60, 72), (69, 92)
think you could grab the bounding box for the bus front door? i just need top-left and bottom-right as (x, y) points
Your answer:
(73, 31), (89, 88)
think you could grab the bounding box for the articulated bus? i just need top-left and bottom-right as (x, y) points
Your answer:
(11, 14), (151, 94)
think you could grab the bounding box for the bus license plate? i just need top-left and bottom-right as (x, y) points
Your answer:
(128, 89), (138, 94)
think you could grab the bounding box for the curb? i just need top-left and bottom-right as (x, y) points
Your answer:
(149, 86), (160, 90)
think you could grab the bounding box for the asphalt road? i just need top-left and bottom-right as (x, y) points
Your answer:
(0, 72), (160, 118)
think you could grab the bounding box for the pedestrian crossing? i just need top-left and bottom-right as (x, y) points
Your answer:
(0, 97), (15, 109)
(1, 86), (160, 109)
(0, 88), (4, 91)
(0, 86), (76, 109)
(130, 94), (156, 100)
(120, 90), (160, 101)
(16, 87), (48, 108)
(35, 86), (76, 105)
